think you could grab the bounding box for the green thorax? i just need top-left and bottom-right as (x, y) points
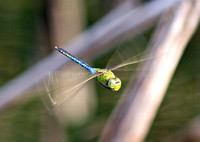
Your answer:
(95, 68), (121, 91)
(95, 68), (115, 84)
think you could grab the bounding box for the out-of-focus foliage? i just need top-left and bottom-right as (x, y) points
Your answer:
(84, 0), (118, 26)
(0, 0), (39, 86)
(146, 25), (200, 142)
(0, 98), (40, 142)
(0, 0), (41, 141)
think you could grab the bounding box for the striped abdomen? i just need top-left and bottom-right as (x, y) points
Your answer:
(55, 47), (96, 74)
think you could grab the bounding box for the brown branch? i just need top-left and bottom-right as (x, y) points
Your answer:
(0, 0), (182, 111)
(99, 0), (200, 142)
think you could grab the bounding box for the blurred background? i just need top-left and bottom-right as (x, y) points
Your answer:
(0, 0), (199, 142)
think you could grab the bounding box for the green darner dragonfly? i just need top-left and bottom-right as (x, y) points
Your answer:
(40, 36), (154, 114)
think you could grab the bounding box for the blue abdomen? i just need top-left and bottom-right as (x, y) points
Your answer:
(55, 47), (96, 74)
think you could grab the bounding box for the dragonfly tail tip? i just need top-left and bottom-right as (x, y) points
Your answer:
(55, 46), (59, 50)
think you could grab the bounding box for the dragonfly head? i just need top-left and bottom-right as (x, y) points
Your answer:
(108, 77), (121, 91)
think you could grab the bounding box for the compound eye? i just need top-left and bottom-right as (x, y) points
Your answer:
(108, 78), (121, 91)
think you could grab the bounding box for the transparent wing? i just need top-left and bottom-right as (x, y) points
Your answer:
(38, 70), (98, 114)
(106, 33), (154, 81)
(107, 33), (147, 68)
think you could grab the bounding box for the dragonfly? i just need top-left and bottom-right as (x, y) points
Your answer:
(40, 36), (154, 114)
